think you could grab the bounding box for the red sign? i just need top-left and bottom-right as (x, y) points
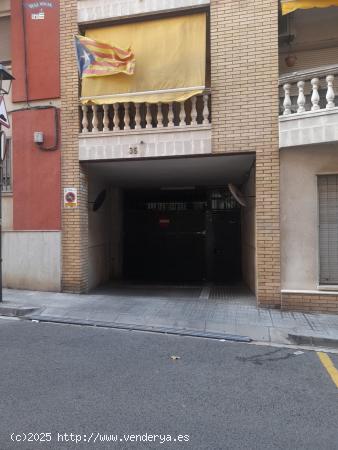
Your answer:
(64, 188), (78, 208)
(159, 218), (170, 228)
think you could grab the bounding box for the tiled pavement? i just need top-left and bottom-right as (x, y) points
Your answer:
(2, 284), (338, 346)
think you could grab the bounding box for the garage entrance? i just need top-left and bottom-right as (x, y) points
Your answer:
(86, 153), (256, 293)
(123, 187), (241, 283)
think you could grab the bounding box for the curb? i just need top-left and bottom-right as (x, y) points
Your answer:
(288, 333), (338, 349)
(24, 314), (252, 343)
(0, 305), (41, 318)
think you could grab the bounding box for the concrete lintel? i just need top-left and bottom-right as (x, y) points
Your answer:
(282, 289), (338, 296)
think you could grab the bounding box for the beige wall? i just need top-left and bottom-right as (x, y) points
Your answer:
(0, 0), (10, 15)
(280, 143), (338, 290)
(88, 183), (124, 289)
(211, 0), (280, 307)
(60, 0), (89, 293)
(3, 195), (13, 230)
(88, 179), (113, 290)
(241, 164), (256, 294)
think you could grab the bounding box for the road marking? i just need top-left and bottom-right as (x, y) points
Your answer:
(317, 352), (338, 389)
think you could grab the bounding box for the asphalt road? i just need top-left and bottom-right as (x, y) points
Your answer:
(0, 317), (337, 450)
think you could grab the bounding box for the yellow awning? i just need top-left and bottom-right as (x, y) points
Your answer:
(81, 13), (206, 105)
(282, 0), (338, 15)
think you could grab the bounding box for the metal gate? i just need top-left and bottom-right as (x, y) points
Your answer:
(123, 188), (241, 283)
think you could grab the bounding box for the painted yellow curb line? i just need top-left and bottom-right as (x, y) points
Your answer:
(317, 352), (338, 389)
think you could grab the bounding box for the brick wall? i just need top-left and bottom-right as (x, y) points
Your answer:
(60, 0), (89, 293)
(282, 293), (338, 314)
(210, 0), (281, 307)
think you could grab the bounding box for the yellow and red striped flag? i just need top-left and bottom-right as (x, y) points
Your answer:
(75, 35), (135, 78)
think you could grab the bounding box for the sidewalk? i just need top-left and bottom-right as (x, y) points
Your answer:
(1, 286), (338, 349)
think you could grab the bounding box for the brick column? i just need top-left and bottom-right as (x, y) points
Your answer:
(60, 0), (89, 293)
(210, 0), (281, 306)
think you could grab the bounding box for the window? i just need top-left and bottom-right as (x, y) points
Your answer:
(2, 138), (12, 193)
(318, 175), (338, 284)
(0, 16), (11, 64)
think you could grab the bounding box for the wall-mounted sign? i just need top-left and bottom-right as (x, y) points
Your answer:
(25, 1), (55, 20)
(24, 1), (55, 9)
(32, 10), (45, 20)
(0, 96), (10, 129)
(64, 188), (78, 209)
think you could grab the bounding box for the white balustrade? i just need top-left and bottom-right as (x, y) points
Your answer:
(92, 105), (99, 132)
(168, 103), (174, 128)
(326, 75), (335, 109)
(135, 103), (141, 130)
(311, 78), (320, 111)
(202, 94), (210, 124)
(81, 105), (89, 133)
(191, 96), (198, 126)
(145, 103), (152, 129)
(283, 83), (291, 115)
(157, 104), (163, 128)
(113, 103), (120, 131)
(124, 103), (130, 130)
(80, 92), (211, 133)
(280, 66), (338, 116)
(179, 102), (186, 127)
(103, 104), (109, 132)
(296, 81), (305, 113)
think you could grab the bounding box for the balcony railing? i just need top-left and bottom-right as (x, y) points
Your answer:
(279, 64), (338, 116)
(79, 92), (211, 134)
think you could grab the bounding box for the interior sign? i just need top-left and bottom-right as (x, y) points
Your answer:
(64, 188), (78, 209)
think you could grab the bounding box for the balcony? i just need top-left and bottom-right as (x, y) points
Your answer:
(78, 0), (210, 23)
(79, 92), (211, 160)
(279, 65), (338, 148)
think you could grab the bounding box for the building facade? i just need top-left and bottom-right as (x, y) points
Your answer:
(2, 0), (338, 313)
(0, 0), (61, 291)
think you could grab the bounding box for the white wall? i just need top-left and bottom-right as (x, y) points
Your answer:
(279, 109), (338, 148)
(241, 164), (256, 293)
(79, 128), (212, 161)
(280, 143), (338, 290)
(3, 231), (61, 291)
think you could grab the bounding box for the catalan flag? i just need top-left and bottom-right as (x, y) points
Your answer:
(75, 35), (135, 78)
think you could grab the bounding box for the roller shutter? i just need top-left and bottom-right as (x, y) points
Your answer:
(319, 175), (338, 284)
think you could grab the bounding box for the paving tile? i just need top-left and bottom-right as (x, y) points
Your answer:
(4, 285), (338, 347)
